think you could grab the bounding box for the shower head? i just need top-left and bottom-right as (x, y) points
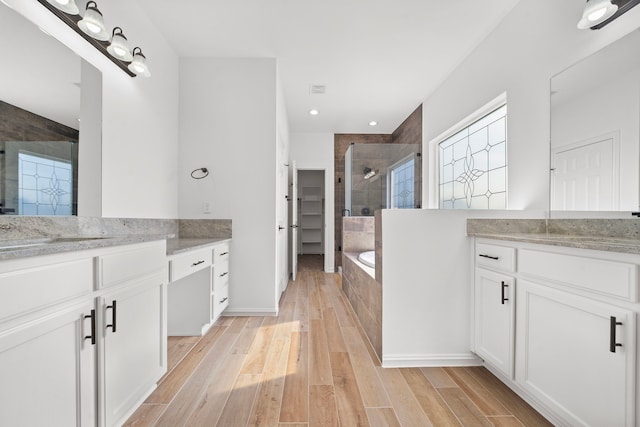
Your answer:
(363, 167), (377, 180)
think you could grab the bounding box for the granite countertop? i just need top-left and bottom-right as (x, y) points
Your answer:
(0, 235), (231, 261)
(470, 232), (640, 255)
(0, 235), (169, 261)
(166, 237), (230, 256)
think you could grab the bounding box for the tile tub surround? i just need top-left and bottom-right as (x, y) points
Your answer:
(342, 252), (382, 360)
(341, 216), (382, 359)
(342, 216), (375, 253)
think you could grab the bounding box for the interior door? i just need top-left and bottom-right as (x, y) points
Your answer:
(290, 161), (298, 281)
(552, 137), (617, 210)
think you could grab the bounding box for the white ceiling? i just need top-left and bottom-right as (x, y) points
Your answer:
(135, 0), (522, 134)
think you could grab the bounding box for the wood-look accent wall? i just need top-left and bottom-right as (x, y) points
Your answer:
(333, 104), (422, 269)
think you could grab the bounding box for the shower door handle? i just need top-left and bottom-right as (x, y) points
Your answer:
(290, 224), (299, 228)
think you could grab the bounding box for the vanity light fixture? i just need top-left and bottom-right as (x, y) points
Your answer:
(36, 0), (151, 78)
(107, 27), (132, 61)
(578, 0), (640, 29)
(309, 109), (319, 116)
(45, 0), (79, 15)
(128, 47), (151, 77)
(77, 1), (109, 41)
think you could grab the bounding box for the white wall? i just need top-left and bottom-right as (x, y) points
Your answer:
(381, 209), (546, 367)
(289, 132), (336, 272)
(7, 0), (180, 218)
(276, 66), (291, 300)
(178, 58), (280, 315)
(422, 0), (640, 213)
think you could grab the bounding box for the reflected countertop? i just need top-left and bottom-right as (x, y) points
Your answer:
(166, 237), (230, 256)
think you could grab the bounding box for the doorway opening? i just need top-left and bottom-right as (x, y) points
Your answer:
(296, 169), (325, 273)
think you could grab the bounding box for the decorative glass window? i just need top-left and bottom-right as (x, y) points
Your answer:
(388, 156), (415, 209)
(438, 104), (507, 209)
(18, 151), (73, 215)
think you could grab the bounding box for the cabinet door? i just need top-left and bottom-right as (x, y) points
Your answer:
(99, 275), (167, 427)
(0, 301), (96, 427)
(516, 280), (636, 426)
(474, 268), (515, 378)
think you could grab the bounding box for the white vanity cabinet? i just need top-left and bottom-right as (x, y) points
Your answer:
(473, 238), (638, 426)
(0, 239), (168, 427)
(0, 253), (96, 427)
(168, 240), (231, 336)
(474, 242), (516, 378)
(98, 242), (167, 427)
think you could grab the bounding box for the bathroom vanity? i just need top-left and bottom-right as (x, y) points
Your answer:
(166, 238), (231, 336)
(471, 231), (639, 426)
(0, 237), (168, 427)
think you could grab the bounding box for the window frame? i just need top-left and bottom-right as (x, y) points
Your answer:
(428, 93), (508, 209)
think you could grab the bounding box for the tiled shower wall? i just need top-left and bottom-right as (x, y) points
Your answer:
(334, 104), (422, 269)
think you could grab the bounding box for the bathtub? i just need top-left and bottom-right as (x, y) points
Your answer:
(357, 250), (375, 268)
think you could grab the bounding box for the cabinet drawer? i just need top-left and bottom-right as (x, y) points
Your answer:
(213, 284), (229, 320)
(0, 258), (93, 321)
(101, 242), (166, 289)
(519, 249), (637, 301)
(170, 248), (212, 282)
(213, 243), (230, 264)
(213, 261), (229, 293)
(476, 243), (516, 273)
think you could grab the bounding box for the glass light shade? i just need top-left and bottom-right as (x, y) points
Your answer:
(77, 2), (108, 40)
(577, 0), (618, 29)
(128, 48), (151, 77)
(107, 28), (133, 61)
(45, 0), (79, 15)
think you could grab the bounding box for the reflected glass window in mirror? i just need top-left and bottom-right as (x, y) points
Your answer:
(19, 151), (73, 215)
(389, 156), (415, 209)
(438, 104), (507, 209)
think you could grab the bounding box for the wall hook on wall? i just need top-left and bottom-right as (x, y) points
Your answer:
(190, 167), (209, 179)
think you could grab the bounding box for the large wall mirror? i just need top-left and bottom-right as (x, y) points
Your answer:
(0, 1), (101, 216)
(550, 29), (640, 212)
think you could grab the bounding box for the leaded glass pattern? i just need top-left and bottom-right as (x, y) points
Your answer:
(18, 152), (73, 215)
(390, 157), (415, 209)
(439, 105), (507, 209)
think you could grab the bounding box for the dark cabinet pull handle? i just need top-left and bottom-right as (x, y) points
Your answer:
(106, 300), (117, 333)
(219, 297), (228, 304)
(610, 316), (623, 353)
(219, 271), (228, 278)
(192, 260), (205, 267)
(501, 281), (509, 304)
(220, 251), (229, 256)
(479, 254), (499, 260)
(84, 309), (96, 345)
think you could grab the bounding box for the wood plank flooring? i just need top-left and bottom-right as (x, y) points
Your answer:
(125, 269), (552, 427)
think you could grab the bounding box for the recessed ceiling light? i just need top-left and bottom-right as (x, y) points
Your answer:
(369, 121), (378, 126)
(309, 109), (319, 116)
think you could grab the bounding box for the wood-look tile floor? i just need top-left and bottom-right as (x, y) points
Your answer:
(125, 270), (552, 427)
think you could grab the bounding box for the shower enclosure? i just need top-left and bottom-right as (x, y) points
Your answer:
(344, 143), (421, 216)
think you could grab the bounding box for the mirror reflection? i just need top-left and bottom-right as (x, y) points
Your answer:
(550, 30), (640, 212)
(0, 2), (97, 216)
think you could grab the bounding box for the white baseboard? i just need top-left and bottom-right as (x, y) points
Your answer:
(222, 308), (278, 317)
(382, 353), (482, 368)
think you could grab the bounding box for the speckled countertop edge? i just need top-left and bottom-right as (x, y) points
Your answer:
(166, 237), (231, 256)
(0, 234), (169, 261)
(469, 232), (640, 255)
(0, 236), (233, 261)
